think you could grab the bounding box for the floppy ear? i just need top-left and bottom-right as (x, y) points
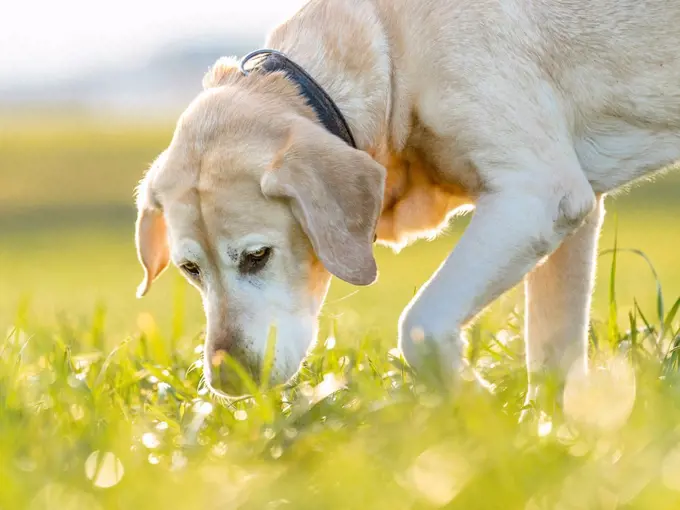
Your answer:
(135, 206), (170, 298)
(261, 120), (386, 285)
(134, 158), (170, 298)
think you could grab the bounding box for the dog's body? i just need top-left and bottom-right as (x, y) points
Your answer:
(135, 0), (680, 399)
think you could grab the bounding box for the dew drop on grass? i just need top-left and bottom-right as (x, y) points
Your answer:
(234, 409), (248, 421)
(84, 451), (124, 488)
(283, 428), (298, 440)
(212, 442), (228, 457)
(311, 373), (346, 404)
(70, 404), (85, 421)
(148, 453), (160, 465)
(538, 412), (553, 437)
(156, 421), (169, 431)
(496, 329), (512, 345)
(194, 401), (213, 416)
(343, 398), (361, 412)
(324, 336), (336, 350)
(142, 432), (160, 449)
(67, 374), (82, 388)
(171, 451), (188, 471)
(388, 347), (402, 359)
(270, 445), (283, 459)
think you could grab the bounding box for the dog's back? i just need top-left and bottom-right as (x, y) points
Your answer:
(365, 0), (680, 191)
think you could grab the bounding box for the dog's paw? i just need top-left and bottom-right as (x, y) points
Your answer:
(398, 315), (464, 388)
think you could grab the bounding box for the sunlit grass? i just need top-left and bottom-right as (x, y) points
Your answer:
(2, 251), (680, 509)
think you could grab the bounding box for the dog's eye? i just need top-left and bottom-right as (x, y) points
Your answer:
(181, 262), (201, 279)
(240, 247), (272, 274)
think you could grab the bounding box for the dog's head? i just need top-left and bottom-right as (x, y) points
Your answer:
(134, 59), (385, 396)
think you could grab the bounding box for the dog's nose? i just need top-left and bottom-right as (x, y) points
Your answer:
(205, 328), (261, 396)
(210, 326), (242, 355)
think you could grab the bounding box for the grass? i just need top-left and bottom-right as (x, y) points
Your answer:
(2, 118), (680, 509)
(3, 258), (680, 509)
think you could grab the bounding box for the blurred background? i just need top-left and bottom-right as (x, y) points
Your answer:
(2, 0), (679, 345)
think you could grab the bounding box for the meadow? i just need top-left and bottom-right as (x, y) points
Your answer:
(2, 118), (680, 509)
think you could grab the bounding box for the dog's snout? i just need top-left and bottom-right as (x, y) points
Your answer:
(205, 327), (262, 395)
(209, 327), (243, 358)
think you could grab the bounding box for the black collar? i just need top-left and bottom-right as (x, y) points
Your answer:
(239, 49), (357, 149)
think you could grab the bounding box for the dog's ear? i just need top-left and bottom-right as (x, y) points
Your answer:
(134, 155), (170, 298)
(202, 56), (241, 89)
(135, 206), (169, 298)
(261, 120), (386, 285)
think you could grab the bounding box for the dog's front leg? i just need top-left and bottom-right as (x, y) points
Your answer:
(398, 174), (597, 384)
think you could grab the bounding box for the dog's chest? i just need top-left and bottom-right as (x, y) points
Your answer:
(372, 138), (477, 250)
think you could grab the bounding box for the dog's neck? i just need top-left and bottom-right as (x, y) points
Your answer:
(263, 0), (474, 251)
(266, 0), (400, 153)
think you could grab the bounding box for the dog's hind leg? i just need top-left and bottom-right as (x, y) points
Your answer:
(522, 195), (605, 413)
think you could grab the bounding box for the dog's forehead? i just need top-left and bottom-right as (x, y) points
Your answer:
(148, 84), (307, 255)
(201, 178), (291, 233)
(160, 167), (294, 247)
(152, 136), (270, 206)
(176, 85), (291, 147)
(151, 78), (311, 203)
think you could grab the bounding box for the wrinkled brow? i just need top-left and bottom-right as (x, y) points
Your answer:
(150, 190), (163, 210)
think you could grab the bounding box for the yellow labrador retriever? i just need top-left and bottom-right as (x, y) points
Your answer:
(134, 0), (680, 400)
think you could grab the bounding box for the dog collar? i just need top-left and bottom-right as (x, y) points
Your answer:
(239, 49), (357, 149)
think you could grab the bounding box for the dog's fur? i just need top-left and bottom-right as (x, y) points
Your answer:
(135, 0), (680, 399)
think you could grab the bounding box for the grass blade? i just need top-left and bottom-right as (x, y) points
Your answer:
(607, 223), (619, 346)
(663, 296), (680, 340)
(260, 324), (278, 392)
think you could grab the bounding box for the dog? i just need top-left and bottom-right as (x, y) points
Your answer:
(134, 0), (680, 402)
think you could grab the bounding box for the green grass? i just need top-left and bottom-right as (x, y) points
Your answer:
(3, 269), (680, 509)
(2, 119), (680, 509)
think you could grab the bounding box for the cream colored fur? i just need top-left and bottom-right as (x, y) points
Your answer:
(134, 0), (680, 400)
